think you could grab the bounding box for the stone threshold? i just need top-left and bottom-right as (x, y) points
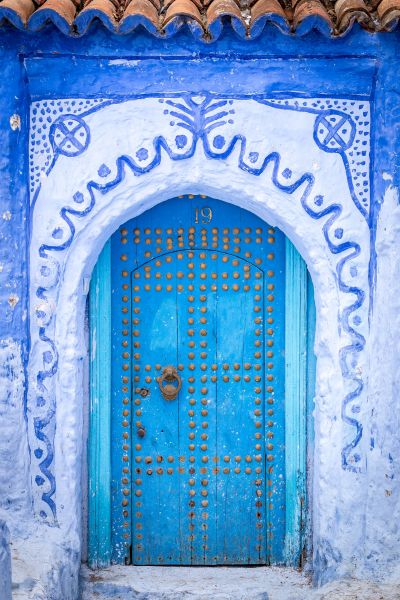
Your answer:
(80, 565), (309, 600)
(80, 564), (400, 600)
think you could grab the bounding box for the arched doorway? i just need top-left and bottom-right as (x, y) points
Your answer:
(88, 195), (315, 567)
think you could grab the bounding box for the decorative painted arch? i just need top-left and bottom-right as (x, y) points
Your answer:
(28, 94), (371, 564)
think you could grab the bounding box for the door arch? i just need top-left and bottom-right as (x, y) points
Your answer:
(88, 195), (315, 567)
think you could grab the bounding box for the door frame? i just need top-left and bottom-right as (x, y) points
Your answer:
(88, 237), (315, 568)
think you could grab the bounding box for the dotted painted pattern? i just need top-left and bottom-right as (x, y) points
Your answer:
(29, 98), (107, 200)
(266, 98), (371, 215)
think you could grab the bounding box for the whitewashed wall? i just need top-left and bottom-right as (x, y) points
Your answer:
(1, 94), (399, 598)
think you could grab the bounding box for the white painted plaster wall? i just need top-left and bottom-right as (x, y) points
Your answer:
(0, 339), (31, 529)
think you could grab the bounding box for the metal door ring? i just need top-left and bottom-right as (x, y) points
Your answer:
(157, 366), (182, 401)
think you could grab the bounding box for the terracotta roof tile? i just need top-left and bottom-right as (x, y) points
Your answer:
(75, 0), (119, 33)
(334, 0), (373, 32)
(292, 0), (333, 34)
(0, 0), (35, 27)
(377, 0), (400, 27)
(28, 0), (78, 32)
(0, 0), (398, 38)
(164, 0), (203, 28)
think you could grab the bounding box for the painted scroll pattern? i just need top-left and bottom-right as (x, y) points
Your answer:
(29, 95), (371, 521)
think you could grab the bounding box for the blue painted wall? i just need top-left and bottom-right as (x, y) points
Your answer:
(0, 22), (400, 593)
(0, 520), (11, 600)
(0, 27), (398, 360)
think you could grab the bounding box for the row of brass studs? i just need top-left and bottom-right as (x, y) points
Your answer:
(119, 248), (268, 264)
(187, 256), (196, 537)
(265, 228), (275, 536)
(121, 228), (270, 243)
(133, 455), (265, 463)
(134, 284), (263, 293)
(132, 363), (263, 371)
(120, 240), (132, 546)
(129, 252), (265, 265)
(121, 254), (146, 555)
(128, 255), (268, 267)
(132, 270), (264, 279)
(137, 468), (262, 475)
(122, 225), (272, 236)
(130, 269), (267, 282)
(119, 226), (275, 257)
(132, 465), (264, 474)
(252, 275), (264, 549)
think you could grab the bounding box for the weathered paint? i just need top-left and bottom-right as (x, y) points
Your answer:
(111, 197), (287, 565)
(284, 240), (308, 566)
(90, 199), (315, 569)
(0, 520), (12, 600)
(0, 24), (398, 600)
(89, 240), (112, 568)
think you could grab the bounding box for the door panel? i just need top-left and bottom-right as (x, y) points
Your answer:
(110, 196), (286, 565)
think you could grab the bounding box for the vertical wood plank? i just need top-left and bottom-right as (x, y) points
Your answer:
(88, 241), (112, 568)
(307, 275), (316, 446)
(284, 239), (308, 566)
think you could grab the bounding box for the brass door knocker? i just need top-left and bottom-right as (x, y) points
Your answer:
(157, 366), (182, 401)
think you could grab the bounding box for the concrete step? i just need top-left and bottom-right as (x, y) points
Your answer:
(80, 565), (310, 600)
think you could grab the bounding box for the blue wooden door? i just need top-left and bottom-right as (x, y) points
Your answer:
(110, 196), (286, 565)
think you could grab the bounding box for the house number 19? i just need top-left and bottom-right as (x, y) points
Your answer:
(195, 207), (213, 224)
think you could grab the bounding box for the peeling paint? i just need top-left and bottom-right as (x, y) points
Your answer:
(0, 25), (398, 600)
